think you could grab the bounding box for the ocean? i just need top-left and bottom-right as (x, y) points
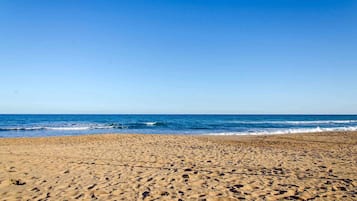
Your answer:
(0, 114), (357, 138)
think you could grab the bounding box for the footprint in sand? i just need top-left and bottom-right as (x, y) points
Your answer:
(10, 178), (26, 185)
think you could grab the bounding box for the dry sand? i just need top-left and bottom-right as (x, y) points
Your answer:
(0, 132), (356, 201)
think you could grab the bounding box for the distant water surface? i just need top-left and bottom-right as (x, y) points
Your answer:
(0, 114), (357, 138)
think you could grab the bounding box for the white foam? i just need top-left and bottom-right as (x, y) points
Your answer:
(207, 126), (357, 136)
(46, 127), (91, 131)
(93, 126), (115, 129)
(0, 125), (117, 131)
(24, 127), (44, 130)
(144, 122), (157, 126)
(0, 127), (45, 131)
(226, 120), (357, 124)
(281, 120), (357, 124)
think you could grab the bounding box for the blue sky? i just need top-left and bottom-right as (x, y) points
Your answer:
(0, 0), (356, 114)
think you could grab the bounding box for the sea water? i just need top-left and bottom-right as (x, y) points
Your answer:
(0, 114), (357, 138)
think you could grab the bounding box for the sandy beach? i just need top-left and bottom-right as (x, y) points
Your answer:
(0, 132), (356, 201)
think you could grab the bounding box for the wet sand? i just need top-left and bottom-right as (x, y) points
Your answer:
(0, 132), (356, 200)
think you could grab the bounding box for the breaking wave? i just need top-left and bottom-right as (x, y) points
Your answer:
(207, 126), (357, 135)
(0, 121), (166, 132)
(226, 120), (357, 125)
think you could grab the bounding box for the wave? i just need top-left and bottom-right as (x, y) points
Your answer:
(207, 126), (357, 136)
(143, 122), (158, 126)
(46, 127), (91, 131)
(0, 121), (165, 132)
(226, 120), (357, 125)
(281, 120), (357, 124)
(126, 122), (166, 127)
(0, 126), (92, 131)
(0, 127), (45, 131)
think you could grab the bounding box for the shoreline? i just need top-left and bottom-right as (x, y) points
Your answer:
(1, 131), (356, 200)
(1, 129), (356, 140)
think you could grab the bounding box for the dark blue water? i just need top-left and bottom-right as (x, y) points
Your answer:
(1, 114), (357, 138)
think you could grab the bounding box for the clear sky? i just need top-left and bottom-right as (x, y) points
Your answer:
(0, 0), (356, 114)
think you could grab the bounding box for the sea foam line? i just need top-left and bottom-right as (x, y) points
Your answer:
(0, 126), (98, 131)
(207, 126), (357, 136)
(226, 120), (357, 124)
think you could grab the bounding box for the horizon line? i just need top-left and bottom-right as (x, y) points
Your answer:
(0, 113), (356, 115)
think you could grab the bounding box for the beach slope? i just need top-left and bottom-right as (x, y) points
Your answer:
(0, 132), (356, 200)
